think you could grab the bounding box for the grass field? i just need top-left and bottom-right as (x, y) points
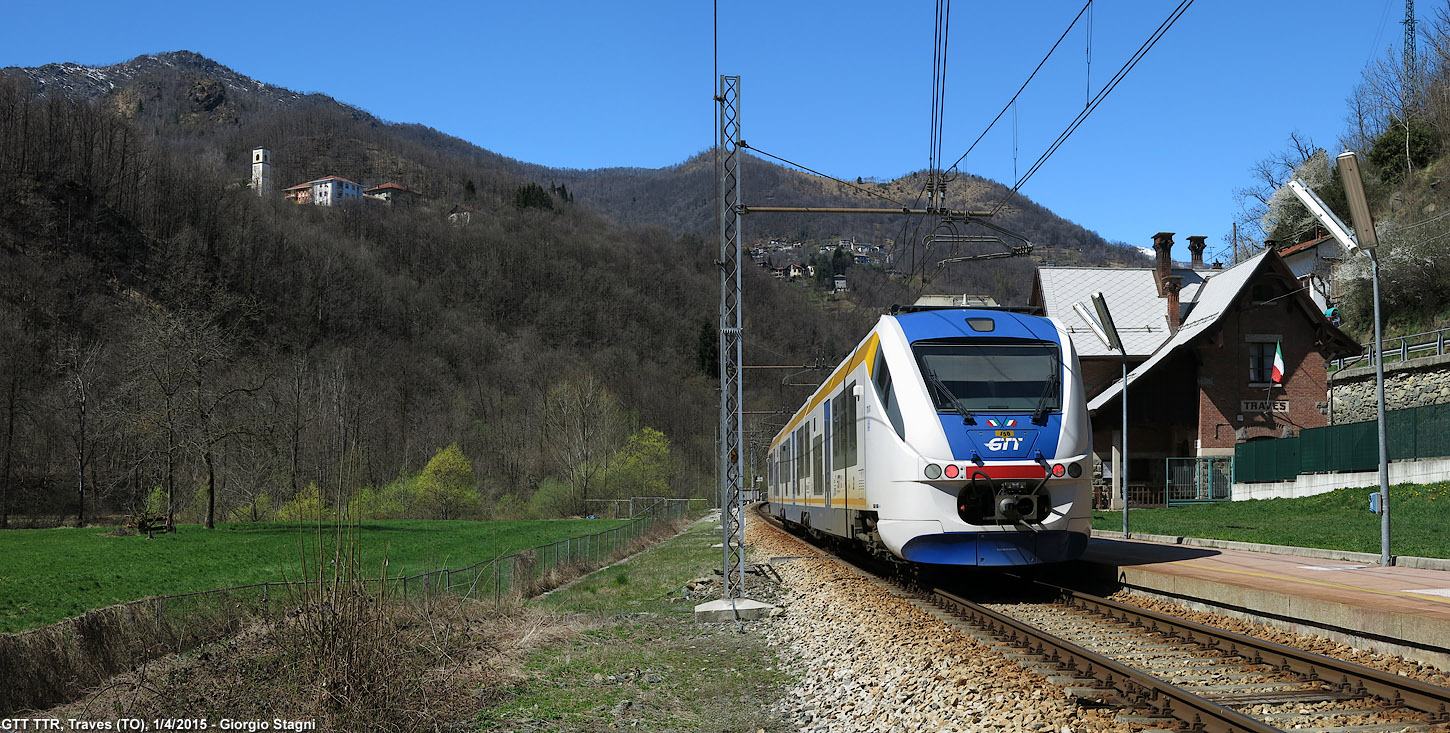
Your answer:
(1092, 481), (1450, 558)
(0, 517), (630, 634)
(474, 516), (794, 732)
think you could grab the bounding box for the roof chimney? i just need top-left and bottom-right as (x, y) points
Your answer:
(1187, 235), (1207, 269)
(1163, 275), (1183, 332)
(1152, 232), (1175, 296)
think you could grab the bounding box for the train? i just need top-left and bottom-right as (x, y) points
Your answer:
(765, 302), (1093, 566)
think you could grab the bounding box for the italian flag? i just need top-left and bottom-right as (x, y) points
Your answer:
(1271, 341), (1285, 384)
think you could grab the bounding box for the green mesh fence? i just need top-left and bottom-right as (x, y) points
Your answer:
(1235, 402), (1450, 482)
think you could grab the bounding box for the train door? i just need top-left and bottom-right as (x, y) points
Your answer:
(812, 422), (824, 501)
(822, 403), (832, 508)
(793, 426), (807, 500)
(845, 380), (860, 498)
(830, 392), (845, 508)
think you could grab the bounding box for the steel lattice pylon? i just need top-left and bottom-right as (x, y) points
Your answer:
(716, 75), (746, 600)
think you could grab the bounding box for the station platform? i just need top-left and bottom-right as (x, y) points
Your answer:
(1060, 532), (1450, 670)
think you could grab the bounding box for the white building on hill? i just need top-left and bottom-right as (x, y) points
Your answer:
(284, 176), (366, 206)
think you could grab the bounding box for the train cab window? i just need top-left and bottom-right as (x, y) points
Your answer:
(872, 350), (907, 439)
(913, 339), (1060, 414)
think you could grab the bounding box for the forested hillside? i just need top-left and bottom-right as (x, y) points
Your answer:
(0, 57), (874, 529)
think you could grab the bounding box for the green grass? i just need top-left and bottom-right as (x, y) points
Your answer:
(1093, 481), (1450, 558)
(473, 518), (795, 732)
(0, 517), (630, 633)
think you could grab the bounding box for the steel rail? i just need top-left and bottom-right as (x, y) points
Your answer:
(1056, 587), (1450, 721)
(933, 588), (1280, 733)
(756, 503), (1450, 730)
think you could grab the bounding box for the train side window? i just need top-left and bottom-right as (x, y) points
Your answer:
(812, 433), (824, 496)
(845, 380), (858, 466)
(803, 424), (812, 479)
(872, 352), (906, 440)
(768, 454), (775, 497)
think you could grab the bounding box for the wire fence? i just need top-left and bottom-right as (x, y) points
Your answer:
(0, 498), (703, 716)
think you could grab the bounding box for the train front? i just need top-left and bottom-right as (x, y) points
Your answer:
(865, 308), (1092, 566)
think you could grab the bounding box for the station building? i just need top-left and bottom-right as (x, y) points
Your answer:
(1030, 233), (1361, 505)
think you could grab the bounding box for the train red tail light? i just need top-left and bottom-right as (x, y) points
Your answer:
(943, 464), (960, 479)
(1051, 463), (1066, 477)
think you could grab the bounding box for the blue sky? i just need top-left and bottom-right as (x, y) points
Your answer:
(2, 1), (1412, 262)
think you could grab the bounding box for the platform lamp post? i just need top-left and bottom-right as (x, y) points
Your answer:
(1288, 154), (1390, 566)
(1074, 293), (1127, 537)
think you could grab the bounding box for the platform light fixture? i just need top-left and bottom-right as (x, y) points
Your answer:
(1074, 293), (1129, 537)
(1287, 179), (1356, 252)
(1336, 151), (1379, 251)
(1286, 159), (1391, 566)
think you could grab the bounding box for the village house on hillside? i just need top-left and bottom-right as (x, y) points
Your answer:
(1274, 233), (1348, 312)
(365, 181), (424, 206)
(1031, 233), (1360, 506)
(250, 146), (426, 209)
(283, 175), (366, 206)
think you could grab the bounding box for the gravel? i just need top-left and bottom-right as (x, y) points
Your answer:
(1113, 591), (1450, 689)
(741, 515), (1450, 732)
(745, 520), (1126, 732)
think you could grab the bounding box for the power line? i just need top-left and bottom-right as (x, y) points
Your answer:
(740, 143), (909, 208)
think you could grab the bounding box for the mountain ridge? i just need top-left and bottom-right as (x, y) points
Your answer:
(4, 51), (1146, 270)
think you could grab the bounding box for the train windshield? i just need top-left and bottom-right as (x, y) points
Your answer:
(912, 340), (1060, 414)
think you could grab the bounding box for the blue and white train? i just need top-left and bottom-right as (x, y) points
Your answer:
(766, 303), (1092, 566)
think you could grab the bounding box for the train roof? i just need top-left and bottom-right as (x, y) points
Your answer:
(889, 303), (1044, 316)
(889, 306), (1061, 345)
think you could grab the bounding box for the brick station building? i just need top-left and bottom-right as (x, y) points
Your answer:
(1030, 233), (1361, 504)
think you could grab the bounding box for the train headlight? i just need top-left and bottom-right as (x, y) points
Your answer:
(943, 464), (960, 479)
(924, 463), (942, 480)
(1067, 462), (1083, 478)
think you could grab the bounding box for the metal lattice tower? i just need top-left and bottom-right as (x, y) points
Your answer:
(716, 75), (747, 601)
(1406, 0), (1420, 114)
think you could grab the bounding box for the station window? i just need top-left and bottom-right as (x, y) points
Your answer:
(1246, 336), (1281, 384)
(1248, 342), (1275, 383)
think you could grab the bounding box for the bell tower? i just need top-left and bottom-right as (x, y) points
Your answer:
(251, 147), (272, 196)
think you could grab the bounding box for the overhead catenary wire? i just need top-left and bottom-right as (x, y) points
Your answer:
(946, 0), (1095, 174)
(990, 0), (1195, 217)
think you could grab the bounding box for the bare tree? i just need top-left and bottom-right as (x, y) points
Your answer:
(542, 374), (627, 515)
(56, 339), (108, 527)
(1232, 132), (1322, 254)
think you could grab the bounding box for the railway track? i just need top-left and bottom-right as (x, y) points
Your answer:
(933, 586), (1450, 732)
(753, 504), (1450, 732)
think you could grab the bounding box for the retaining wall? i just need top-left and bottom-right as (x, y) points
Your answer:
(1329, 354), (1450, 423)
